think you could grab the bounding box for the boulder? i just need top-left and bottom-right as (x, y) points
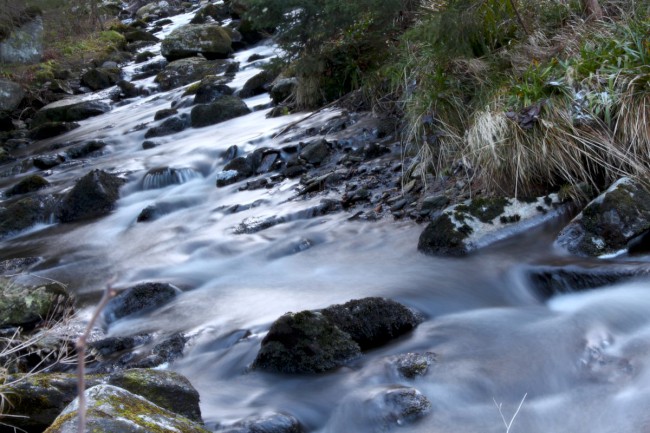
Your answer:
(154, 108), (178, 121)
(555, 178), (650, 257)
(155, 57), (232, 91)
(0, 279), (71, 328)
(43, 385), (210, 433)
(56, 169), (124, 223)
(33, 154), (65, 169)
(31, 100), (111, 127)
(102, 282), (181, 326)
(0, 15), (43, 64)
(161, 24), (232, 61)
(136, 1), (182, 20)
(299, 138), (331, 165)
(270, 78), (297, 105)
(252, 310), (361, 373)
(191, 95), (250, 127)
(5, 174), (49, 197)
(81, 67), (121, 91)
(145, 115), (188, 138)
(367, 387), (432, 427)
(193, 77), (233, 104)
(191, 3), (230, 24)
(123, 29), (160, 43)
(0, 196), (52, 237)
(64, 139), (107, 159)
(28, 121), (80, 140)
(0, 79), (25, 111)
(418, 194), (565, 256)
(321, 297), (421, 350)
(390, 352), (437, 379)
(238, 70), (273, 98)
(0, 257), (42, 275)
(220, 413), (303, 433)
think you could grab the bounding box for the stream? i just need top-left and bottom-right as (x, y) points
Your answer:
(2, 5), (650, 433)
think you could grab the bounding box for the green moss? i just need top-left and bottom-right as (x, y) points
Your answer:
(455, 197), (510, 224)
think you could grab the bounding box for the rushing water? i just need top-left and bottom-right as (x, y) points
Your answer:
(2, 5), (650, 433)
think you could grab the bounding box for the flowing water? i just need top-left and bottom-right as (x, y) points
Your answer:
(3, 6), (650, 433)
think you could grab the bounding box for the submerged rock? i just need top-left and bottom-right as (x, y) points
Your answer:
(102, 282), (181, 326)
(142, 166), (202, 189)
(219, 412), (303, 433)
(64, 139), (107, 159)
(555, 178), (650, 257)
(44, 384), (210, 433)
(252, 310), (361, 374)
(0, 279), (71, 328)
(391, 352), (437, 379)
(418, 194), (565, 256)
(368, 387), (432, 427)
(4, 174), (49, 197)
(56, 169), (124, 223)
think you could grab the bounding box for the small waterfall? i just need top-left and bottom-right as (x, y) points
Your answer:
(142, 167), (203, 190)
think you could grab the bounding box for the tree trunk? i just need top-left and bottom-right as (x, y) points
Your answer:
(582, 0), (604, 20)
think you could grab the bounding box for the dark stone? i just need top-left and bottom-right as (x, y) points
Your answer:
(0, 197), (50, 237)
(238, 70), (273, 98)
(269, 78), (297, 105)
(190, 3), (229, 24)
(154, 108), (178, 121)
(5, 175), (49, 196)
(116, 80), (141, 98)
(321, 297), (420, 350)
(56, 169), (124, 223)
(220, 413), (303, 433)
(31, 100), (110, 127)
(299, 139), (330, 165)
(224, 156), (254, 177)
(123, 29), (160, 43)
(193, 80), (234, 104)
(367, 387), (432, 426)
(142, 140), (159, 150)
(418, 213), (471, 257)
(135, 50), (155, 63)
(81, 67), (121, 91)
(137, 205), (158, 222)
(145, 115), (188, 138)
(33, 154), (64, 169)
(421, 195), (449, 213)
(132, 58), (168, 80)
(190, 95), (250, 128)
(65, 139), (107, 159)
(28, 121), (80, 140)
(102, 282), (181, 326)
(392, 352), (437, 378)
(0, 257), (41, 275)
(252, 310), (361, 373)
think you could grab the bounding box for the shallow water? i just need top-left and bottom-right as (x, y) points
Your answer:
(2, 4), (650, 433)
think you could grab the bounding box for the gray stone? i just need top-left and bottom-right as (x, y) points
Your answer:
(238, 70), (273, 98)
(81, 67), (121, 91)
(28, 121), (80, 140)
(0, 79), (25, 111)
(0, 279), (71, 327)
(0, 16), (43, 64)
(190, 95), (250, 128)
(102, 282), (181, 326)
(299, 139), (330, 165)
(0, 196), (53, 237)
(220, 413), (303, 433)
(31, 100), (111, 127)
(5, 174), (49, 196)
(56, 169), (124, 223)
(155, 57), (231, 91)
(161, 23), (232, 61)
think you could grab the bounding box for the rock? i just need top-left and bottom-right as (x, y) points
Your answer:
(33, 154), (65, 169)
(421, 195), (449, 213)
(28, 121), (80, 140)
(391, 352), (437, 378)
(56, 169), (124, 223)
(5, 174), (49, 196)
(367, 387), (432, 427)
(145, 115), (188, 138)
(0, 79), (25, 111)
(135, 50), (155, 63)
(161, 23), (232, 61)
(0, 147), (15, 164)
(0, 196), (52, 237)
(43, 384), (210, 433)
(269, 78), (297, 104)
(142, 140), (160, 150)
(31, 100), (111, 127)
(132, 58), (168, 80)
(47, 79), (73, 94)
(418, 194), (565, 256)
(556, 178), (650, 257)
(102, 282), (181, 326)
(193, 78), (233, 104)
(299, 139), (330, 165)
(65, 139), (107, 159)
(116, 80), (141, 99)
(81, 67), (121, 91)
(220, 413), (303, 433)
(216, 170), (241, 187)
(0, 279), (71, 327)
(252, 310), (361, 373)
(190, 95), (250, 128)
(123, 29), (160, 43)
(155, 57), (231, 91)
(106, 369), (201, 422)
(0, 15), (43, 64)
(154, 108), (178, 121)
(136, 1), (182, 20)
(191, 3), (230, 24)
(0, 257), (41, 275)
(238, 70), (273, 98)
(142, 166), (201, 189)
(321, 297), (420, 350)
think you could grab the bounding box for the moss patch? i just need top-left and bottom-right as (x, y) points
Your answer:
(455, 197), (511, 224)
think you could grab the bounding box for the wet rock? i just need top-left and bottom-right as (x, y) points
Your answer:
(56, 169), (124, 223)
(145, 115), (188, 138)
(102, 282), (181, 326)
(107, 369), (202, 422)
(154, 108), (178, 121)
(0, 196), (52, 237)
(162, 23), (232, 61)
(270, 78), (297, 105)
(123, 29), (160, 43)
(191, 3), (230, 24)
(191, 95), (250, 128)
(155, 57), (232, 91)
(0, 257), (41, 275)
(391, 352), (437, 378)
(238, 70), (273, 98)
(135, 50), (155, 63)
(142, 166), (201, 189)
(81, 67), (121, 91)
(219, 413), (303, 433)
(252, 310), (361, 374)
(44, 384), (210, 433)
(137, 204), (158, 221)
(368, 387), (432, 427)
(421, 194), (449, 213)
(116, 80), (141, 98)
(216, 169), (241, 187)
(0, 279), (71, 328)
(136, 1), (182, 20)
(31, 100), (111, 127)
(299, 138), (330, 165)
(419, 194), (565, 256)
(33, 154), (65, 169)
(5, 174), (49, 196)
(0, 79), (25, 111)
(65, 139), (107, 159)
(0, 147), (16, 164)
(321, 297), (421, 350)
(142, 140), (160, 150)
(28, 121), (80, 140)
(132, 58), (168, 80)
(556, 178), (650, 257)
(193, 78), (234, 104)
(47, 79), (73, 95)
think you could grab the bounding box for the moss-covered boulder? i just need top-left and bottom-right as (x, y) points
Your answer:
(136, 1), (182, 21)
(31, 100), (111, 128)
(44, 385), (210, 433)
(56, 169), (124, 223)
(155, 57), (232, 91)
(161, 24), (232, 61)
(321, 297), (421, 350)
(252, 310), (361, 373)
(418, 194), (565, 256)
(556, 178), (650, 257)
(107, 369), (201, 422)
(5, 174), (49, 197)
(0, 196), (52, 237)
(81, 67), (121, 91)
(0, 279), (71, 327)
(0, 78), (25, 111)
(28, 121), (80, 140)
(102, 282), (181, 326)
(190, 95), (250, 128)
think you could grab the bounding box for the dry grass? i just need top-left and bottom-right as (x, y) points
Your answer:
(614, 70), (650, 163)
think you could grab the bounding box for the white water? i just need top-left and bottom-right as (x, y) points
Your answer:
(2, 5), (650, 433)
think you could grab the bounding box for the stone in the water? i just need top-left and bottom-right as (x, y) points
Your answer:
(391, 352), (437, 378)
(0, 279), (72, 328)
(142, 166), (202, 189)
(145, 115), (188, 138)
(0, 257), (41, 275)
(369, 387), (432, 426)
(31, 100), (111, 127)
(102, 282), (181, 326)
(64, 139), (107, 159)
(0, 196), (53, 238)
(299, 138), (330, 165)
(252, 310), (361, 374)
(190, 95), (250, 128)
(5, 174), (49, 196)
(28, 121), (80, 140)
(219, 412), (303, 433)
(56, 169), (124, 223)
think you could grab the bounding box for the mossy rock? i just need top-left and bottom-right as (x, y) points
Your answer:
(81, 67), (121, 91)
(4, 174), (49, 196)
(56, 169), (124, 223)
(0, 279), (72, 327)
(190, 95), (250, 128)
(44, 385), (210, 433)
(0, 196), (51, 237)
(154, 57), (232, 91)
(252, 310), (361, 373)
(124, 29), (160, 43)
(31, 100), (111, 128)
(161, 24), (232, 61)
(28, 121), (80, 140)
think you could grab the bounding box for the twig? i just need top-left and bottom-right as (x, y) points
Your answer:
(76, 281), (116, 433)
(493, 393), (527, 433)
